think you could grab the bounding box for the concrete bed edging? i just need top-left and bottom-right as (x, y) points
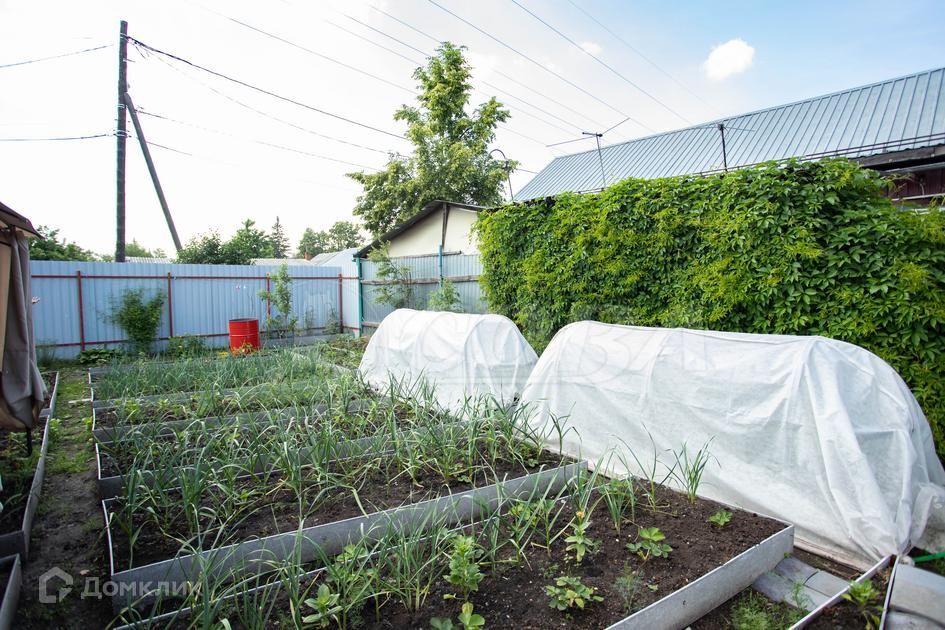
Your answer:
(0, 555), (22, 630)
(0, 371), (60, 561)
(605, 522), (795, 630)
(105, 460), (586, 611)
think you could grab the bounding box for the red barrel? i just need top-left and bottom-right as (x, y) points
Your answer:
(228, 318), (261, 354)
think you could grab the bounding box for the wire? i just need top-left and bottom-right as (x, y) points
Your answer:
(217, 13), (414, 95)
(0, 133), (112, 142)
(509, 0), (690, 124)
(330, 13), (583, 137)
(145, 51), (399, 157)
(136, 109), (381, 171)
(126, 35), (406, 141)
(564, 0), (721, 116)
(424, 0), (653, 132)
(0, 44), (110, 70)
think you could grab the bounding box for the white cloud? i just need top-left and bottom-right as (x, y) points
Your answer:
(703, 38), (755, 81)
(580, 41), (602, 56)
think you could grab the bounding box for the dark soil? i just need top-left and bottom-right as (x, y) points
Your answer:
(367, 484), (785, 630)
(110, 450), (569, 570)
(15, 370), (115, 629)
(807, 567), (890, 630)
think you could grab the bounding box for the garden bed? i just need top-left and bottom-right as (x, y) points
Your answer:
(0, 555), (21, 630)
(0, 371), (59, 560)
(107, 459), (583, 612)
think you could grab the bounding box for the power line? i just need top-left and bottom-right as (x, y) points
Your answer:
(136, 109), (382, 171)
(0, 133), (113, 142)
(217, 13), (414, 95)
(367, 3), (621, 138)
(424, 0), (653, 133)
(0, 44), (110, 70)
(509, 0), (690, 124)
(564, 0), (721, 116)
(126, 35), (407, 141)
(144, 51), (398, 156)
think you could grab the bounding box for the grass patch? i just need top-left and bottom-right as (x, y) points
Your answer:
(730, 591), (805, 630)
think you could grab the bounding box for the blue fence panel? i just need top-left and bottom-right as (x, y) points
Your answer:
(31, 261), (343, 358)
(359, 253), (486, 330)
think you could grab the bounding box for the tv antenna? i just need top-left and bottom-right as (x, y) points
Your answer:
(546, 117), (631, 189)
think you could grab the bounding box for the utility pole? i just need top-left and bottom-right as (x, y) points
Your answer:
(115, 20), (128, 262)
(583, 131), (606, 188)
(717, 123), (728, 172)
(123, 92), (183, 252)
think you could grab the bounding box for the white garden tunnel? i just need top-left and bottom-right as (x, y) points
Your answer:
(359, 309), (538, 414)
(521, 321), (945, 569)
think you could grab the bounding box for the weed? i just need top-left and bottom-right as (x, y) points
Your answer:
(565, 510), (599, 564)
(708, 510), (732, 528)
(842, 580), (882, 629)
(302, 584), (341, 628)
(626, 527), (672, 562)
(731, 591), (805, 630)
(444, 535), (485, 600)
(614, 563), (642, 613)
(545, 576), (603, 611)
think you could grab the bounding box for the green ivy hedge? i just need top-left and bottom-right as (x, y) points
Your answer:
(476, 159), (945, 458)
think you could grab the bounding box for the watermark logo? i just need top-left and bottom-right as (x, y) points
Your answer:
(38, 567), (73, 604)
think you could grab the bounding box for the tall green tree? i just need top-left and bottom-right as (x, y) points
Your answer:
(296, 221), (364, 257)
(269, 217), (290, 258)
(348, 42), (515, 236)
(176, 231), (228, 264)
(125, 239), (166, 259)
(29, 225), (98, 261)
(176, 219), (274, 265)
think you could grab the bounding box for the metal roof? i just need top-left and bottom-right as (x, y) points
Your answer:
(515, 67), (945, 200)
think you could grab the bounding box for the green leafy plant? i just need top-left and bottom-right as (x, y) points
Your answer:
(626, 527), (672, 562)
(111, 289), (165, 355)
(258, 263), (297, 336)
(77, 347), (122, 365)
(368, 242), (412, 308)
(709, 510), (732, 528)
(842, 579), (882, 629)
(428, 278), (463, 312)
(167, 335), (208, 358)
(545, 576), (603, 611)
(476, 159), (945, 460)
(444, 534), (484, 600)
(431, 602), (485, 630)
(564, 510), (599, 564)
(301, 584), (341, 628)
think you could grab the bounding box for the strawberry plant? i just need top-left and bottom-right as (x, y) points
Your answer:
(626, 527), (672, 562)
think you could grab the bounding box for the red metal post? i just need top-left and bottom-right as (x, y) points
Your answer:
(265, 273), (271, 323)
(76, 270), (86, 352)
(337, 273), (343, 331)
(166, 272), (174, 338)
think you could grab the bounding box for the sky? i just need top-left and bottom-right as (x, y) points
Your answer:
(1, 0), (943, 257)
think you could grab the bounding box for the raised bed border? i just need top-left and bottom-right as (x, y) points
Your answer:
(606, 522), (795, 629)
(105, 460), (586, 611)
(787, 553), (893, 629)
(0, 555), (22, 630)
(0, 371), (59, 561)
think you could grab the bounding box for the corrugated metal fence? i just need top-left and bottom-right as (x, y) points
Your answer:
(31, 261), (350, 358)
(359, 253), (486, 330)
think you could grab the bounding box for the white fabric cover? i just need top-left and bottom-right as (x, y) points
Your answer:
(359, 309), (537, 413)
(521, 321), (945, 569)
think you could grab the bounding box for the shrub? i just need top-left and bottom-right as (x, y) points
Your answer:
(258, 263), (297, 335)
(428, 279), (463, 312)
(167, 335), (208, 358)
(111, 289), (165, 355)
(368, 242), (412, 308)
(476, 159), (945, 458)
